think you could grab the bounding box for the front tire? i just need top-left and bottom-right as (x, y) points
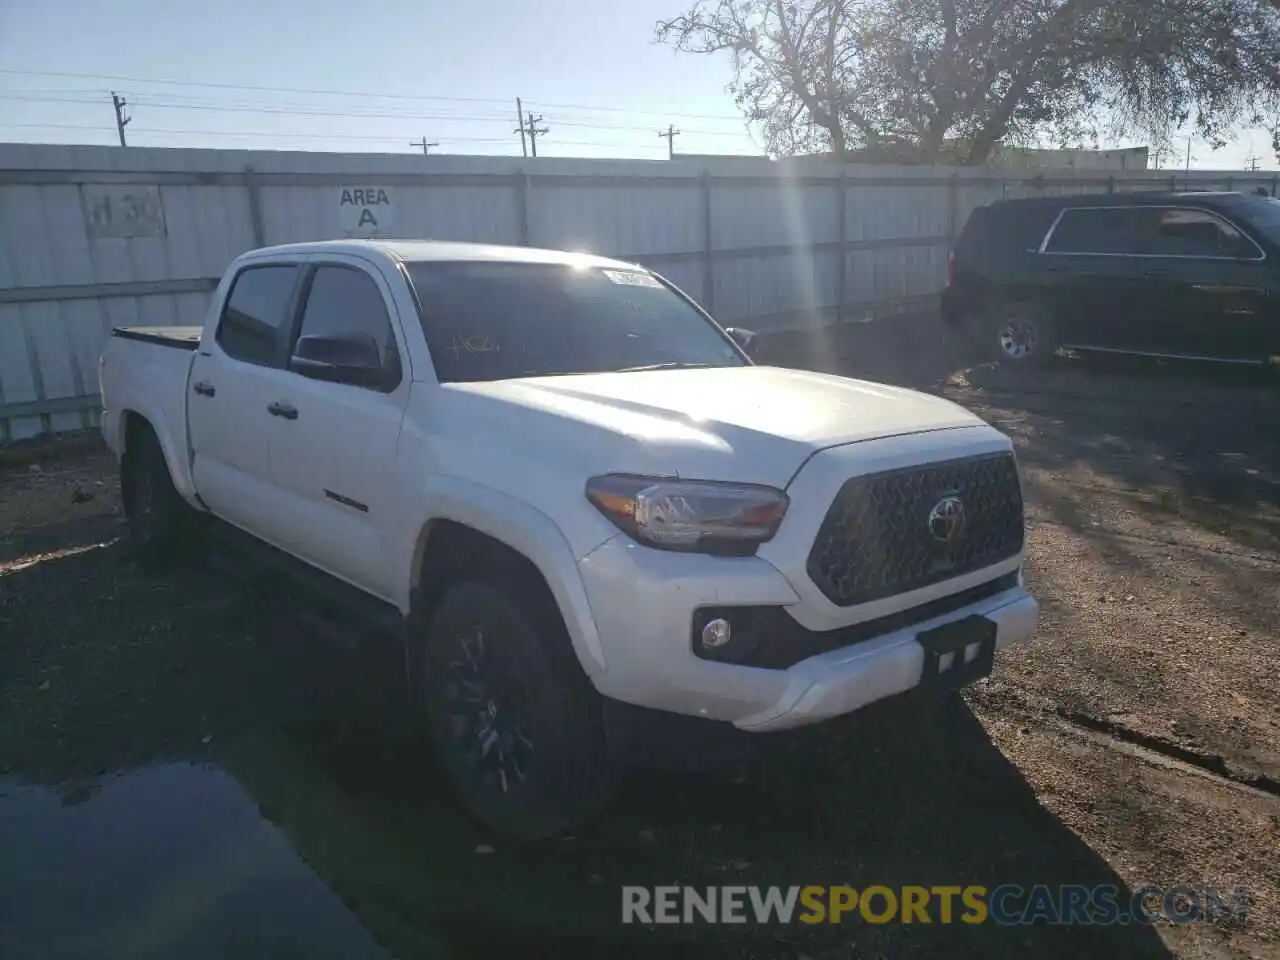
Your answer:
(421, 580), (616, 840)
(986, 300), (1058, 365)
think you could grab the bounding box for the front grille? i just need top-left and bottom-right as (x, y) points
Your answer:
(807, 452), (1024, 607)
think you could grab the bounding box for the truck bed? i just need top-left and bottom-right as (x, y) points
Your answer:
(112, 326), (202, 351)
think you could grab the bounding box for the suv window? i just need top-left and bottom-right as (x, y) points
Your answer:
(1045, 206), (1259, 259)
(1235, 196), (1280, 246)
(404, 261), (746, 383)
(292, 265), (401, 383)
(1043, 207), (1152, 255)
(1149, 208), (1257, 258)
(216, 264), (300, 365)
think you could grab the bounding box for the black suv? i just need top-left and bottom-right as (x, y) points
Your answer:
(942, 191), (1280, 366)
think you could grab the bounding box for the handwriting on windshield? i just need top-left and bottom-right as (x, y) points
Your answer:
(449, 333), (499, 359)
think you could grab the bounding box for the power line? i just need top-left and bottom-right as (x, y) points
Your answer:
(0, 93), (749, 137)
(0, 68), (747, 122)
(0, 68), (511, 107)
(0, 120), (667, 151)
(525, 99), (740, 121)
(410, 136), (440, 155)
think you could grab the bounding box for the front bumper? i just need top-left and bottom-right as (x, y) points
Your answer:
(734, 589), (1036, 731)
(579, 532), (1038, 732)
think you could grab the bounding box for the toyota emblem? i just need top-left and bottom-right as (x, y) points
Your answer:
(928, 495), (965, 544)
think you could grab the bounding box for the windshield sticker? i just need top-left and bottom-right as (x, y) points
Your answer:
(602, 269), (663, 289)
(449, 333), (499, 359)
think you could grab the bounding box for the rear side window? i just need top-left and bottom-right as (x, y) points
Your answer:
(1148, 209), (1258, 258)
(217, 265), (299, 366)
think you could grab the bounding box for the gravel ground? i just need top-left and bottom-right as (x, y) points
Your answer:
(1, 325), (1277, 958)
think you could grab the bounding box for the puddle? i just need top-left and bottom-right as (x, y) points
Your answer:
(0, 763), (387, 960)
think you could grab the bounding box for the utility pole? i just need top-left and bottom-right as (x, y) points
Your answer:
(111, 92), (130, 147)
(515, 97), (527, 158)
(658, 123), (681, 159)
(410, 136), (439, 155)
(516, 110), (548, 158)
(1185, 136), (1193, 173)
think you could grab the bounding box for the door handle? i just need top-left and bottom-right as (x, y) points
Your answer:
(267, 400), (298, 420)
(192, 381), (216, 397)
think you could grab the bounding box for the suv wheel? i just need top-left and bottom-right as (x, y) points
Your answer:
(990, 301), (1057, 364)
(421, 580), (616, 839)
(121, 426), (201, 566)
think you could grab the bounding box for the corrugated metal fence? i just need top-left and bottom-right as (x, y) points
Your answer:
(2, 142), (1277, 441)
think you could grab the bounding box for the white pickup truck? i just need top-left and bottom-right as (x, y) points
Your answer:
(100, 239), (1038, 838)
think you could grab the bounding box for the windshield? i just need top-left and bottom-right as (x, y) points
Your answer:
(1236, 196), (1280, 246)
(404, 260), (747, 383)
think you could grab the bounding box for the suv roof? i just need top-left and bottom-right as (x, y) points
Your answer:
(986, 190), (1244, 211)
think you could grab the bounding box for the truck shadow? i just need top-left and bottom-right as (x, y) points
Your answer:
(0, 526), (1173, 958)
(259, 690), (1174, 958)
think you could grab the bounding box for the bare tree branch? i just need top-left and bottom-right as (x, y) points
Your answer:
(658, 0), (1280, 164)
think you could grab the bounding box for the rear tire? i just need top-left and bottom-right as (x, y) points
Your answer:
(985, 300), (1058, 366)
(421, 579), (616, 840)
(121, 424), (200, 566)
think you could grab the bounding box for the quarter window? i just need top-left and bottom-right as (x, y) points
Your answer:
(216, 265), (300, 366)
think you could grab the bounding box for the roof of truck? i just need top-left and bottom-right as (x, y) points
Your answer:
(242, 239), (643, 270)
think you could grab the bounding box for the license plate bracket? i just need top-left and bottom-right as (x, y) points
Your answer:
(916, 615), (997, 693)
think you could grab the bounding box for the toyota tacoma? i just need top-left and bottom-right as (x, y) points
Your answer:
(99, 240), (1039, 838)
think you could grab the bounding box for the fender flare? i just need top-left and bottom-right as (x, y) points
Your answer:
(117, 403), (200, 507)
(402, 475), (608, 677)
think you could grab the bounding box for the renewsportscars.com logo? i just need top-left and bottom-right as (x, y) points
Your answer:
(622, 884), (1250, 927)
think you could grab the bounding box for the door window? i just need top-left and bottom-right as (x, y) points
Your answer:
(291, 266), (401, 388)
(215, 265), (300, 366)
(1043, 208), (1152, 255)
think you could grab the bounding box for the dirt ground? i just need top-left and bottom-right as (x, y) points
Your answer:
(1, 321), (1277, 959)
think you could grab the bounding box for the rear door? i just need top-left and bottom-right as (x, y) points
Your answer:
(1037, 206), (1163, 350)
(1138, 206), (1272, 360)
(188, 262), (303, 534)
(256, 257), (410, 601)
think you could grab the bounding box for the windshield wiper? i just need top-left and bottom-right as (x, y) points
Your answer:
(617, 361), (716, 372)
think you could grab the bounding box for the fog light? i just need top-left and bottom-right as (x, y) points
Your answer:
(701, 618), (732, 649)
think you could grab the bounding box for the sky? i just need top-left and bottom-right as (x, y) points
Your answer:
(0, 0), (1274, 170)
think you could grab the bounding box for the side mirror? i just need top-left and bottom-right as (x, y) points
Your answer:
(725, 326), (759, 357)
(291, 333), (389, 388)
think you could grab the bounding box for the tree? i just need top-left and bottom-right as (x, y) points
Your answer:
(656, 0), (1280, 165)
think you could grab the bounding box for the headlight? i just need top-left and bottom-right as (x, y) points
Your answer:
(585, 474), (789, 555)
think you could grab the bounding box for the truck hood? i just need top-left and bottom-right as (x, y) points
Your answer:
(443, 365), (985, 488)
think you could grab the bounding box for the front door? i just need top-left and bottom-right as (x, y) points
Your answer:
(1037, 205), (1166, 351)
(259, 258), (410, 602)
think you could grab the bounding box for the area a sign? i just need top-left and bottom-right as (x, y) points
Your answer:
(339, 187), (395, 238)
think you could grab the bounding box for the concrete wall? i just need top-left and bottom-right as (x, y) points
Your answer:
(2, 142), (1277, 440)
(992, 146), (1150, 171)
